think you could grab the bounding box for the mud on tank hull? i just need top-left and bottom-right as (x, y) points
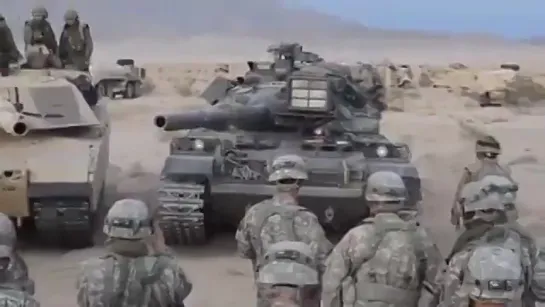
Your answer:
(156, 158), (421, 246)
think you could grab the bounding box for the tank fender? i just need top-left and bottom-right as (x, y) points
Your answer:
(161, 155), (215, 178)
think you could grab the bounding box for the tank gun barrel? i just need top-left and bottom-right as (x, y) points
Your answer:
(154, 109), (232, 131)
(0, 102), (28, 136)
(154, 103), (276, 132)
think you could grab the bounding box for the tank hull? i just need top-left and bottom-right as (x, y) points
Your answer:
(156, 150), (421, 246)
(0, 103), (110, 248)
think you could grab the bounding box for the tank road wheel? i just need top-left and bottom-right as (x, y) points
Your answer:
(124, 82), (136, 99)
(157, 181), (212, 246)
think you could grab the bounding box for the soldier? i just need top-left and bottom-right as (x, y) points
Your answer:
(0, 14), (23, 74)
(322, 171), (442, 307)
(257, 241), (321, 307)
(23, 6), (62, 69)
(450, 135), (512, 229)
(440, 182), (536, 307)
(235, 154), (332, 280)
(24, 6), (57, 54)
(76, 199), (191, 307)
(0, 213), (34, 295)
(0, 245), (40, 306)
(58, 10), (93, 71)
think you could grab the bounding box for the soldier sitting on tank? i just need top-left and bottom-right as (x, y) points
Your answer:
(257, 241), (321, 307)
(0, 14), (23, 76)
(59, 10), (93, 71)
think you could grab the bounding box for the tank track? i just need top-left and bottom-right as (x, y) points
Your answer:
(157, 182), (208, 246)
(33, 205), (94, 248)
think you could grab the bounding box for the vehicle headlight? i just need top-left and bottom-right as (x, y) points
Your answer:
(193, 139), (205, 150)
(313, 127), (324, 135)
(376, 145), (389, 157)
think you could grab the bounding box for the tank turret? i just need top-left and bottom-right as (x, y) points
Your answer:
(0, 69), (100, 137)
(155, 73), (342, 134)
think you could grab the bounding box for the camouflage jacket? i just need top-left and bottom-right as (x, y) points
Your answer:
(321, 213), (443, 307)
(4, 252), (34, 295)
(23, 19), (57, 54)
(0, 286), (39, 307)
(440, 225), (536, 307)
(450, 159), (512, 227)
(235, 193), (332, 277)
(0, 26), (22, 60)
(76, 253), (191, 307)
(59, 22), (93, 61)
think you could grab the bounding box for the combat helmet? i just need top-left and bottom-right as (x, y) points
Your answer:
(476, 135), (501, 157)
(365, 171), (407, 212)
(31, 6), (48, 19)
(480, 175), (518, 221)
(459, 181), (506, 228)
(64, 9), (79, 24)
(268, 154), (308, 183)
(103, 199), (153, 240)
(0, 213), (16, 248)
(258, 241), (320, 307)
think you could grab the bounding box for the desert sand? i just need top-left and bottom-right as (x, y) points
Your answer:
(5, 2), (545, 306)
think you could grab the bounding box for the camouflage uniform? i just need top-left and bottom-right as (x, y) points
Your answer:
(322, 171), (442, 307)
(0, 246), (40, 307)
(24, 7), (57, 54)
(0, 213), (34, 295)
(0, 14), (23, 72)
(235, 154), (332, 280)
(58, 10), (93, 71)
(76, 199), (192, 307)
(442, 179), (537, 307)
(451, 135), (512, 228)
(257, 241), (321, 307)
(23, 6), (62, 69)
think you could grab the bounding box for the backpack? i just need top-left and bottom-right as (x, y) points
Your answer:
(530, 244), (545, 302)
(101, 255), (169, 307)
(461, 226), (527, 303)
(251, 202), (309, 267)
(350, 213), (425, 306)
(0, 287), (39, 307)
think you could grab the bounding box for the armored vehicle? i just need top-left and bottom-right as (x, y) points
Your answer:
(0, 68), (109, 247)
(153, 62), (420, 246)
(91, 59), (146, 99)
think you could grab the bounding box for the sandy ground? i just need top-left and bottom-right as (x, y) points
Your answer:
(13, 40), (545, 306)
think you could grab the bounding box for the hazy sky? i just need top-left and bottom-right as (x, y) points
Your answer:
(292, 0), (543, 38)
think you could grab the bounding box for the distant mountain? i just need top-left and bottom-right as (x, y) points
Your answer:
(2, 0), (510, 43)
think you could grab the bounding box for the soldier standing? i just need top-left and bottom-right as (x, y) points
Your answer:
(0, 14), (23, 75)
(0, 213), (34, 295)
(321, 171), (442, 307)
(76, 199), (192, 307)
(235, 154), (332, 281)
(58, 10), (93, 71)
(441, 180), (536, 307)
(450, 135), (512, 229)
(0, 245), (39, 307)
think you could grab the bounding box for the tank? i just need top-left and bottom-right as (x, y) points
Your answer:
(153, 61), (421, 246)
(0, 68), (109, 248)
